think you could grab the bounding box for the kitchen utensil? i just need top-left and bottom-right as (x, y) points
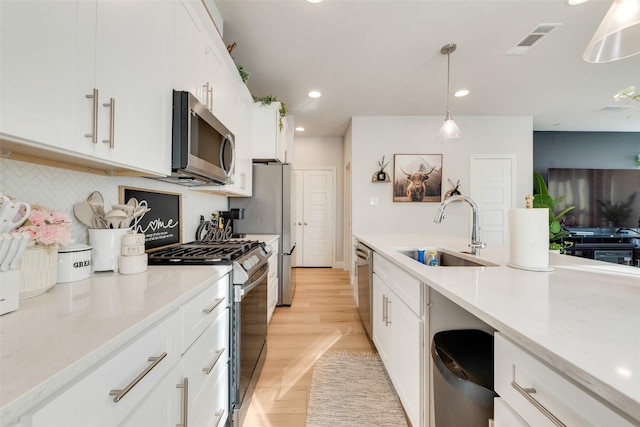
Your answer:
(87, 191), (108, 229)
(73, 202), (97, 228)
(0, 234), (11, 266)
(1, 233), (23, 271)
(104, 209), (128, 228)
(8, 233), (30, 270)
(0, 196), (31, 233)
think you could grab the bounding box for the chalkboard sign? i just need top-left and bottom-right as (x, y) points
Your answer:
(119, 186), (182, 251)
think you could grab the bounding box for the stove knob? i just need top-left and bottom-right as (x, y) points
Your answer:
(242, 260), (253, 270)
(251, 255), (260, 265)
(264, 245), (272, 253)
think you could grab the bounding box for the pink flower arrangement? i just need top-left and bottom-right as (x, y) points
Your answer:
(17, 204), (72, 247)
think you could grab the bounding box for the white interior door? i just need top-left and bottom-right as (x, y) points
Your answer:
(294, 168), (335, 267)
(470, 156), (516, 247)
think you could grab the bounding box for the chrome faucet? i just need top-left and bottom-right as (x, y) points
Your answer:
(433, 195), (487, 255)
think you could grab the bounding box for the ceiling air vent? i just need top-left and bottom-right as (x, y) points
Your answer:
(505, 23), (562, 55)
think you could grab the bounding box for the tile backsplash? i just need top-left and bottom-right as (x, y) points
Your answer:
(0, 159), (228, 245)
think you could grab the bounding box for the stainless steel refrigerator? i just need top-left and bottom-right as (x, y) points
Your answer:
(230, 163), (296, 305)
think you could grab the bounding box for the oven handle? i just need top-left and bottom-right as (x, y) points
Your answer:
(238, 266), (268, 300)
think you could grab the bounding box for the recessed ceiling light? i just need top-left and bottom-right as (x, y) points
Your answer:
(307, 0), (323, 3)
(308, 90), (321, 98)
(295, 127), (305, 132)
(454, 89), (469, 97)
(566, 0), (589, 5)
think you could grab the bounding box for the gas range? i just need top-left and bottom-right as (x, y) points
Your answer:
(148, 240), (271, 284)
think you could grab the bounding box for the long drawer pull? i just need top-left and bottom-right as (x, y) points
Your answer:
(385, 296), (392, 326)
(203, 347), (226, 375)
(109, 352), (167, 402)
(511, 365), (566, 427)
(176, 377), (189, 427)
(202, 297), (225, 315)
(212, 409), (225, 427)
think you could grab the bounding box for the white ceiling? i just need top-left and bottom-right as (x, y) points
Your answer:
(215, 0), (640, 138)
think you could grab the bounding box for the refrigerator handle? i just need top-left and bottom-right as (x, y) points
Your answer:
(282, 243), (296, 256)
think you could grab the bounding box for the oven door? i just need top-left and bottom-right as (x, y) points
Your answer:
(232, 262), (268, 426)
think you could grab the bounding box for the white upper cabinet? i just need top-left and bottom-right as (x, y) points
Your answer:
(0, 1), (96, 157)
(92, 0), (172, 176)
(174, 0), (253, 196)
(0, 0), (172, 177)
(251, 102), (287, 163)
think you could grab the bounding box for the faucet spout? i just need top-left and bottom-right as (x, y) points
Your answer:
(433, 195), (487, 254)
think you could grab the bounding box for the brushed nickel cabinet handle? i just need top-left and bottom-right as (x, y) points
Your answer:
(176, 377), (189, 427)
(203, 347), (225, 375)
(385, 297), (391, 326)
(202, 297), (225, 315)
(84, 88), (98, 144)
(511, 365), (566, 427)
(212, 409), (224, 427)
(109, 352), (167, 402)
(102, 97), (115, 148)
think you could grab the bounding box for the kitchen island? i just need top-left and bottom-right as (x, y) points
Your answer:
(0, 265), (231, 427)
(355, 233), (640, 425)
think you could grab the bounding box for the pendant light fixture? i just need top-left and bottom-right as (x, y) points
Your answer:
(583, 0), (640, 63)
(436, 43), (463, 144)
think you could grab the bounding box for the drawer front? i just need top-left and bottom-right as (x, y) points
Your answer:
(182, 306), (229, 408)
(182, 274), (230, 353)
(191, 362), (229, 427)
(493, 397), (529, 427)
(29, 312), (181, 427)
(373, 253), (422, 316)
(494, 333), (634, 427)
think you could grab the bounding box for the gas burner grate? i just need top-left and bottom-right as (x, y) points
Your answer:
(147, 240), (264, 264)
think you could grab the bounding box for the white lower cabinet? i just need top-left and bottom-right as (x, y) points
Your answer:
(24, 274), (230, 427)
(372, 253), (425, 427)
(28, 312), (181, 427)
(494, 333), (634, 427)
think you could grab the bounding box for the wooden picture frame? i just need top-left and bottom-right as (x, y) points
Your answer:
(393, 154), (443, 202)
(119, 186), (182, 251)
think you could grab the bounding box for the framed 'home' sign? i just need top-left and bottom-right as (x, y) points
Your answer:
(119, 186), (182, 251)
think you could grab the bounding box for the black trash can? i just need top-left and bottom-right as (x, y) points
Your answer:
(432, 329), (497, 427)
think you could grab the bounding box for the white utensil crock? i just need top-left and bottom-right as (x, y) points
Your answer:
(89, 228), (131, 272)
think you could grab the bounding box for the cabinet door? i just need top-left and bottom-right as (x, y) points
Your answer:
(372, 273), (391, 364)
(93, 0), (171, 176)
(390, 295), (423, 427)
(251, 102), (285, 162)
(0, 1), (95, 155)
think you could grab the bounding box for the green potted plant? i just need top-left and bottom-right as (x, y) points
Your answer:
(533, 172), (576, 253)
(252, 95), (288, 131)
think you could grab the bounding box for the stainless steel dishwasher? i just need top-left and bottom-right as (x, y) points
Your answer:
(355, 241), (373, 339)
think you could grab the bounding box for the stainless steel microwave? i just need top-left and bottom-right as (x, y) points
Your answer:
(157, 90), (235, 187)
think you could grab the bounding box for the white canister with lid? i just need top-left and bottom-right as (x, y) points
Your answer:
(57, 241), (92, 283)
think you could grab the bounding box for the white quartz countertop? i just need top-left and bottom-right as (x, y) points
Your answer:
(354, 233), (640, 423)
(0, 264), (231, 426)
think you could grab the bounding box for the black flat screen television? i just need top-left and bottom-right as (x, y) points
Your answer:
(547, 168), (640, 229)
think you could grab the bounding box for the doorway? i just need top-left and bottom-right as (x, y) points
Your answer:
(293, 168), (335, 267)
(470, 155), (516, 247)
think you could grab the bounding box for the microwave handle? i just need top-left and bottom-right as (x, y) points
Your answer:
(221, 134), (235, 177)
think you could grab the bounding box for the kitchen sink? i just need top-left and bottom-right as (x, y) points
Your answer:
(398, 249), (498, 267)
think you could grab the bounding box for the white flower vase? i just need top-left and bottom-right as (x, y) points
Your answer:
(18, 245), (59, 299)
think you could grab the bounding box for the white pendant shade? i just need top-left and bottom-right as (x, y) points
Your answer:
(583, 0), (640, 63)
(435, 43), (463, 144)
(436, 112), (463, 144)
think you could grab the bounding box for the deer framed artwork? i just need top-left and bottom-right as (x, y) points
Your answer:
(393, 154), (443, 202)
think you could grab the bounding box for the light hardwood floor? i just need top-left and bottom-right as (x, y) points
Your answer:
(243, 267), (375, 427)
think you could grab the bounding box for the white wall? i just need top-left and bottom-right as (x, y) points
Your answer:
(350, 115), (533, 239)
(293, 136), (345, 264)
(0, 159), (229, 246)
